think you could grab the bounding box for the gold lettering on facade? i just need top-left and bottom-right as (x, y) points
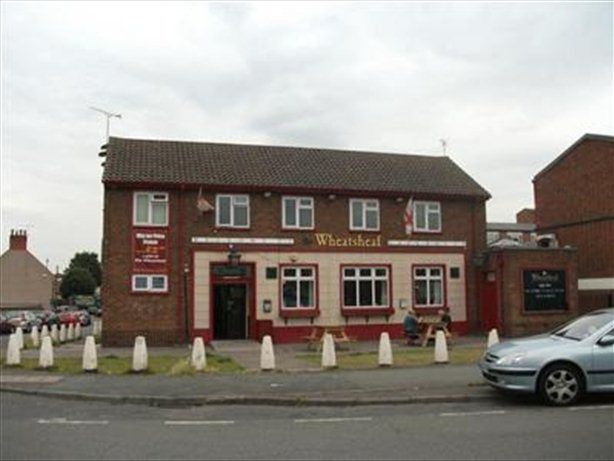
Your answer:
(313, 233), (382, 248)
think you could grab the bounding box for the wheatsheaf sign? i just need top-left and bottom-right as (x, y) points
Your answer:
(314, 233), (382, 247)
(523, 269), (566, 311)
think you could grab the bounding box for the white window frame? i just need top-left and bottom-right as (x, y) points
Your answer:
(349, 199), (380, 231)
(414, 201), (441, 233)
(413, 266), (445, 308)
(342, 266), (390, 308)
(215, 194), (250, 228)
(133, 192), (169, 227)
(132, 274), (168, 293)
(281, 266), (317, 309)
(282, 196), (315, 230)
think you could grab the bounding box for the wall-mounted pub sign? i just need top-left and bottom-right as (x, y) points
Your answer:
(133, 230), (168, 271)
(523, 269), (566, 311)
(314, 233), (382, 248)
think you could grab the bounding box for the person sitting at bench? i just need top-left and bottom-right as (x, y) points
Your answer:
(438, 309), (452, 333)
(403, 308), (420, 346)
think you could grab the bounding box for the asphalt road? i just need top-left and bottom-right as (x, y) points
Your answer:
(1, 393), (613, 460)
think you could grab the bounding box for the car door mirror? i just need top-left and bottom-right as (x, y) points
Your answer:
(597, 334), (614, 347)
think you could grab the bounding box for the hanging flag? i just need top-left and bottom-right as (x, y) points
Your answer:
(197, 187), (214, 213)
(403, 198), (414, 236)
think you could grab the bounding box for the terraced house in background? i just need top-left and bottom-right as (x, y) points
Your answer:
(100, 137), (491, 346)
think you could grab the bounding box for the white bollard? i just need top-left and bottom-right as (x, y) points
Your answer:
(487, 328), (500, 348)
(59, 324), (66, 343)
(31, 325), (40, 349)
(6, 334), (21, 366)
(15, 327), (24, 350)
(132, 336), (148, 372)
(434, 330), (449, 364)
(41, 324), (49, 339)
(191, 337), (206, 371)
(50, 324), (59, 342)
(93, 320), (101, 336)
(260, 335), (276, 371)
(67, 323), (75, 341)
(321, 333), (337, 369)
(50, 323), (60, 343)
(75, 322), (82, 340)
(378, 332), (393, 367)
(39, 336), (54, 369)
(82, 336), (98, 372)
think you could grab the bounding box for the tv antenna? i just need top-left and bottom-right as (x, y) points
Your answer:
(439, 138), (448, 155)
(89, 106), (122, 141)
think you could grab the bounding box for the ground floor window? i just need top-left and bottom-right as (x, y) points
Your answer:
(342, 266), (390, 308)
(132, 274), (168, 293)
(281, 266), (316, 309)
(413, 266), (444, 307)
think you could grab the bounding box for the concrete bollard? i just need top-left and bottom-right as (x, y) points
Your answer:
(93, 320), (101, 336)
(132, 336), (148, 372)
(31, 325), (40, 349)
(378, 332), (393, 367)
(15, 327), (24, 350)
(260, 335), (276, 371)
(39, 336), (54, 369)
(434, 330), (449, 364)
(6, 334), (21, 366)
(67, 323), (75, 341)
(191, 337), (206, 371)
(41, 324), (49, 339)
(59, 324), (66, 343)
(321, 333), (337, 369)
(487, 328), (500, 348)
(75, 322), (82, 340)
(50, 324), (59, 342)
(82, 336), (98, 372)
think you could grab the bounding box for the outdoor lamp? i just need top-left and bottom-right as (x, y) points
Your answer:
(227, 245), (241, 266)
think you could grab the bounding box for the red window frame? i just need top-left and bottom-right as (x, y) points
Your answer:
(412, 264), (447, 312)
(340, 264), (394, 317)
(278, 264), (320, 318)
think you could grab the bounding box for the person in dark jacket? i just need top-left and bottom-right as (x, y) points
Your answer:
(403, 308), (420, 346)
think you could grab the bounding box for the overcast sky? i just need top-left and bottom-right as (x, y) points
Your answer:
(1, 1), (612, 270)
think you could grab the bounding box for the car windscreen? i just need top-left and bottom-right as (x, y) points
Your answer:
(552, 312), (614, 341)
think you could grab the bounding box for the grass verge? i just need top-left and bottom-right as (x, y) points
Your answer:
(0, 354), (243, 375)
(296, 345), (484, 369)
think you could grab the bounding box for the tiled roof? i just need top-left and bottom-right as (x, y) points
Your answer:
(103, 137), (490, 198)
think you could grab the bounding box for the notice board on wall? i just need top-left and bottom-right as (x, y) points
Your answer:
(133, 230), (168, 272)
(523, 269), (566, 312)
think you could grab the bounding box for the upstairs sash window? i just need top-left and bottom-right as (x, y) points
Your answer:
(349, 199), (380, 231)
(282, 197), (314, 229)
(216, 194), (250, 228)
(133, 192), (168, 226)
(414, 201), (441, 232)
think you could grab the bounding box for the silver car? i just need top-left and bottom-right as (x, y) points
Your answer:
(479, 308), (614, 406)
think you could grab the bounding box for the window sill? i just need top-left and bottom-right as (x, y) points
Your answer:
(341, 307), (395, 317)
(279, 308), (320, 319)
(413, 306), (447, 315)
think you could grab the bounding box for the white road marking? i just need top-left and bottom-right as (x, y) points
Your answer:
(294, 417), (373, 424)
(568, 405), (614, 412)
(164, 420), (235, 426)
(440, 410), (506, 417)
(37, 418), (109, 425)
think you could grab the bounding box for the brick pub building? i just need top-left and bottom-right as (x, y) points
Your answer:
(533, 133), (614, 312)
(100, 137), (490, 346)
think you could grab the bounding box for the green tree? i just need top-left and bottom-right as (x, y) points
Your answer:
(68, 252), (102, 286)
(60, 267), (97, 299)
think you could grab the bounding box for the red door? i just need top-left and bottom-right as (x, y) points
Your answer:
(480, 271), (499, 331)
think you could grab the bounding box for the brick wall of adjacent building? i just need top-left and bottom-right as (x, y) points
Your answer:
(533, 136), (614, 311)
(516, 208), (535, 224)
(101, 186), (487, 345)
(485, 247), (578, 337)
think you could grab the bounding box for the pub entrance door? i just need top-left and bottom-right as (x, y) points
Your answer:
(213, 284), (247, 340)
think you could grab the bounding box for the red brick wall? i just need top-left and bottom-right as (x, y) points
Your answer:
(516, 209), (535, 224)
(485, 248), (578, 337)
(534, 139), (614, 228)
(101, 186), (487, 345)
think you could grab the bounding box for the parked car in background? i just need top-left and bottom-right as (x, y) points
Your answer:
(0, 314), (14, 334)
(78, 310), (91, 326)
(36, 310), (60, 328)
(3, 311), (41, 333)
(56, 305), (81, 325)
(479, 308), (614, 406)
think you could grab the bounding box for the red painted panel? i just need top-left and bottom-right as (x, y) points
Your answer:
(480, 272), (499, 331)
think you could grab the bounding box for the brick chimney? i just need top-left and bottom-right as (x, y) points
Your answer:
(9, 229), (27, 251)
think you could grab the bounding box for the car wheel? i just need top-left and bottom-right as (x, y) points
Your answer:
(538, 363), (583, 406)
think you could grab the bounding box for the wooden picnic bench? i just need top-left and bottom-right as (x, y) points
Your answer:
(303, 326), (356, 351)
(419, 315), (452, 347)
